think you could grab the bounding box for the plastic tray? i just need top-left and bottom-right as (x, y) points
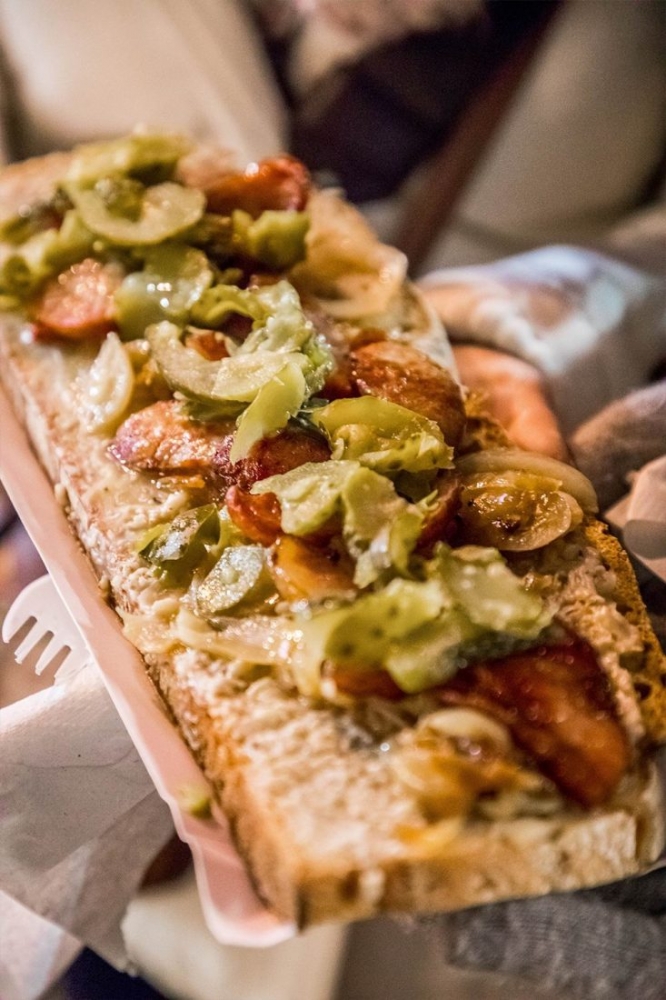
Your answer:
(0, 384), (296, 946)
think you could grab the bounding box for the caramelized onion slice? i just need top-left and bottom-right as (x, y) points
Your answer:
(458, 472), (583, 552)
(456, 448), (598, 512)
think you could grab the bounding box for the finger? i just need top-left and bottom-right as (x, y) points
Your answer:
(453, 345), (568, 461)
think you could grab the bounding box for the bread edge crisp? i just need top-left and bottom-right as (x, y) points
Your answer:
(463, 390), (666, 746)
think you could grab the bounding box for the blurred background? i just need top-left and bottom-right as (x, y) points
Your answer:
(0, 0), (663, 274)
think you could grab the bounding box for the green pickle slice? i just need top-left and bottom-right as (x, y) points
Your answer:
(313, 396), (453, 474)
(72, 181), (205, 246)
(147, 320), (308, 416)
(66, 133), (191, 186)
(115, 245), (213, 340)
(195, 545), (274, 618)
(139, 505), (220, 585)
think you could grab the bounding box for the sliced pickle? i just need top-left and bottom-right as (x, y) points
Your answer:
(232, 208), (309, 269)
(230, 359), (306, 462)
(139, 504), (220, 585)
(66, 133), (191, 186)
(312, 395), (452, 475)
(115, 244), (213, 340)
(195, 544), (273, 616)
(147, 320), (305, 415)
(0, 210), (94, 297)
(72, 181), (205, 246)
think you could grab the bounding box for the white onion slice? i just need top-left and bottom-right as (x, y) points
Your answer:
(292, 190), (407, 320)
(417, 708), (511, 750)
(174, 608), (299, 666)
(77, 331), (134, 433)
(456, 448), (598, 512)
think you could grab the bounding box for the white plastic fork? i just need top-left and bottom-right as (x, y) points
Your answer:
(2, 574), (90, 679)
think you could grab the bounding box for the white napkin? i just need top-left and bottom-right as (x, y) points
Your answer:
(606, 456), (666, 584)
(0, 894), (81, 1000)
(0, 655), (174, 999)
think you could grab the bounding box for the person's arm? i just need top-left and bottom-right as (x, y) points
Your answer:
(421, 245), (666, 441)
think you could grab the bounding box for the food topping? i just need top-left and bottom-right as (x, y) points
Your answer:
(350, 340), (466, 447)
(110, 400), (235, 481)
(202, 155), (311, 217)
(328, 665), (403, 701)
(225, 487), (283, 546)
(77, 331), (135, 433)
(146, 319), (308, 418)
(0, 192), (67, 245)
(311, 395), (453, 475)
(138, 503), (221, 586)
(287, 547), (550, 698)
(6, 133), (633, 821)
(195, 544), (274, 619)
(185, 328), (231, 361)
(415, 473), (461, 556)
(237, 427), (330, 489)
(392, 708), (557, 822)
(32, 258), (123, 339)
(115, 244), (213, 340)
(0, 209), (95, 299)
(70, 179), (205, 246)
(231, 208), (309, 270)
(456, 448), (598, 513)
(111, 400), (329, 493)
(144, 281), (333, 454)
(291, 189), (407, 319)
(458, 470), (583, 552)
(270, 534), (356, 603)
(65, 132), (191, 186)
(437, 639), (632, 807)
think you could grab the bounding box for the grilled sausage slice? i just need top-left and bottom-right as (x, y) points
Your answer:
(350, 340), (465, 446)
(438, 639), (632, 808)
(111, 401), (329, 494)
(33, 258), (123, 340)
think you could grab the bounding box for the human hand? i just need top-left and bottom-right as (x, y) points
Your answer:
(423, 275), (569, 459)
(452, 343), (567, 460)
(420, 246), (666, 434)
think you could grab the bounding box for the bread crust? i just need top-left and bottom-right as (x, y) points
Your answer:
(146, 638), (665, 925)
(1, 149), (665, 926)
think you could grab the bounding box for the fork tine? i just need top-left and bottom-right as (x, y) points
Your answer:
(34, 635), (71, 676)
(11, 624), (47, 664)
(1, 611), (36, 646)
(2, 575), (91, 675)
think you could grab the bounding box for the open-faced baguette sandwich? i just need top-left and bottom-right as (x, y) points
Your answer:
(1, 132), (665, 927)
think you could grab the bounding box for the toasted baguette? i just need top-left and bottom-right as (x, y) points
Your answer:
(1, 142), (665, 926)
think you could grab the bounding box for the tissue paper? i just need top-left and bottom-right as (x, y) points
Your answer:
(0, 892), (81, 1000)
(606, 456), (666, 585)
(0, 655), (174, 985)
